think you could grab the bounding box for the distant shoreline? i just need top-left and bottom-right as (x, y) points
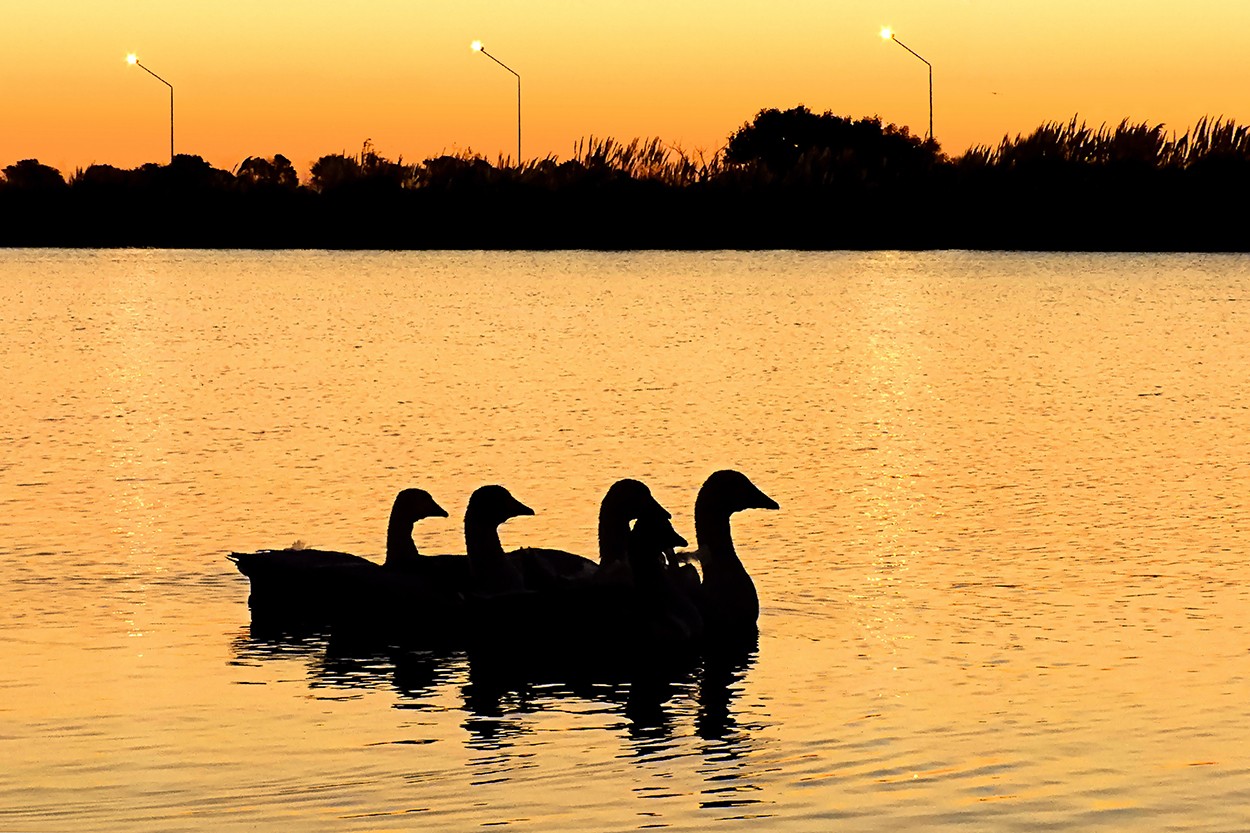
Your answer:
(1, 188), (1245, 253)
(4, 109), (1248, 252)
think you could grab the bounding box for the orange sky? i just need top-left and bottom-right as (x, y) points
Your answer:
(3, 1), (1248, 177)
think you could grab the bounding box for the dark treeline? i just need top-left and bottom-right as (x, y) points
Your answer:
(3, 107), (1249, 250)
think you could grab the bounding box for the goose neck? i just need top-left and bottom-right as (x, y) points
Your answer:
(695, 509), (740, 572)
(466, 521), (505, 564)
(384, 516), (419, 568)
(597, 508), (630, 567)
(466, 519), (526, 594)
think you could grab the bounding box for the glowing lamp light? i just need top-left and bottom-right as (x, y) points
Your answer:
(470, 40), (483, 52)
(126, 53), (138, 65)
(880, 27), (894, 41)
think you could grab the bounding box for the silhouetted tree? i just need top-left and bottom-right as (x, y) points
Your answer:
(724, 106), (942, 186)
(309, 153), (362, 192)
(160, 154), (236, 190)
(2, 159), (67, 191)
(70, 164), (136, 190)
(418, 154), (499, 190)
(236, 154), (299, 190)
(359, 140), (416, 188)
(310, 142), (417, 194)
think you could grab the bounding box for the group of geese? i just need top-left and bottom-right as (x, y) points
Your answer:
(229, 470), (778, 655)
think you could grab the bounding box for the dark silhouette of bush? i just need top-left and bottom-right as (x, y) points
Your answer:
(309, 152), (362, 192)
(235, 154), (299, 191)
(146, 154), (236, 191)
(310, 141), (417, 195)
(724, 106), (942, 186)
(417, 154), (500, 191)
(2, 159), (68, 191)
(71, 163), (137, 190)
(2, 111), (1249, 250)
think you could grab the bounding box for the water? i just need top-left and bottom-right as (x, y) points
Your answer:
(2, 248), (1249, 831)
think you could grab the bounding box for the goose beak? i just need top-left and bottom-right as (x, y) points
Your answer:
(660, 528), (688, 566)
(752, 487), (780, 511)
(644, 494), (673, 521)
(508, 497), (535, 519)
(429, 499), (450, 519)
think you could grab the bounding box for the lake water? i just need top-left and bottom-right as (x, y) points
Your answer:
(2, 248), (1249, 832)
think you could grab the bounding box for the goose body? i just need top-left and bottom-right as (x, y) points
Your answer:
(509, 478), (671, 589)
(334, 482), (663, 649)
(228, 488), (448, 625)
(621, 513), (702, 645)
(331, 484), (536, 649)
(468, 511), (697, 664)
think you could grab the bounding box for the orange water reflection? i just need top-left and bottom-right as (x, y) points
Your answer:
(3, 250), (1250, 831)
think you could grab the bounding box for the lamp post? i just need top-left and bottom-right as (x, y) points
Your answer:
(127, 53), (174, 163)
(471, 40), (521, 165)
(880, 28), (932, 141)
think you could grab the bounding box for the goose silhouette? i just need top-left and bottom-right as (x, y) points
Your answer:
(465, 510), (698, 662)
(330, 484), (534, 648)
(680, 470), (779, 640)
(510, 478), (671, 589)
(228, 488), (448, 625)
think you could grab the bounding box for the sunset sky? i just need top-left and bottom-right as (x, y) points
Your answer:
(3, 1), (1248, 177)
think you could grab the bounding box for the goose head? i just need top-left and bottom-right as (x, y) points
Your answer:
(632, 514), (688, 558)
(602, 478), (672, 522)
(597, 478), (672, 572)
(465, 484), (535, 528)
(696, 470), (780, 516)
(627, 514), (689, 583)
(464, 484), (533, 594)
(392, 488), (450, 523)
(385, 487), (450, 567)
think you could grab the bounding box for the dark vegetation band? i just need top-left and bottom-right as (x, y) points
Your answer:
(3, 107), (1248, 250)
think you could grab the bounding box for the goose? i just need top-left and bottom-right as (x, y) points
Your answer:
(682, 470), (779, 639)
(464, 484), (537, 596)
(468, 511), (697, 663)
(330, 484), (535, 649)
(228, 488), (449, 624)
(510, 478), (671, 589)
(338, 481), (666, 646)
(622, 513), (703, 646)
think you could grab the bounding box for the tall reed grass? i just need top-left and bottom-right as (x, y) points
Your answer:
(964, 116), (1250, 170)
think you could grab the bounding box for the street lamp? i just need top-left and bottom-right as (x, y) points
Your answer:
(471, 40), (521, 165)
(880, 27), (932, 141)
(127, 53), (174, 163)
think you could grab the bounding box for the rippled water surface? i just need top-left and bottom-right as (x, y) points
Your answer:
(2, 249), (1249, 831)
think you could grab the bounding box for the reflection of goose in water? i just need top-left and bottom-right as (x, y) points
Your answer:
(682, 470), (779, 641)
(458, 629), (764, 754)
(696, 638), (760, 741)
(227, 488), (449, 624)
